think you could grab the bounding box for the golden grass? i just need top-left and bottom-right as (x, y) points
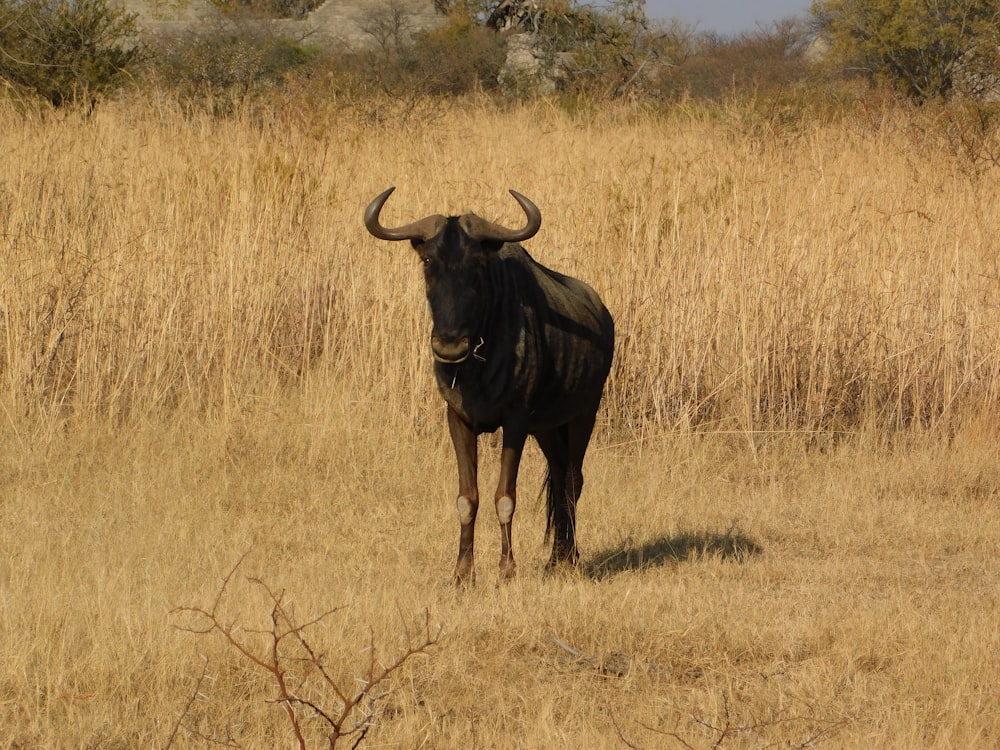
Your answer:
(4, 96), (1000, 435)
(2, 94), (1000, 747)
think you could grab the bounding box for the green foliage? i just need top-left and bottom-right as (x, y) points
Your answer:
(403, 14), (506, 94)
(491, 0), (691, 98)
(335, 10), (505, 96)
(0, 0), (148, 106)
(149, 23), (323, 104)
(210, 0), (325, 20)
(548, 0), (649, 96)
(812, 0), (1000, 100)
(508, 3), (810, 102)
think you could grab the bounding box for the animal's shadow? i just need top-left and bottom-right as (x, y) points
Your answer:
(582, 529), (763, 580)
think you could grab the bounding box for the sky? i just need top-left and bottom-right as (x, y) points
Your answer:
(644, 0), (813, 36)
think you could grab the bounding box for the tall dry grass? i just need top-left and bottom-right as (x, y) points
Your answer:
(3, 95), (1000, 438)
(1, 93), (1000, 748)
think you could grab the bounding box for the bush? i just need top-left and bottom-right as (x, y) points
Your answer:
(812, 0), (1000, 101)
(0, 0), (148, 106)
(334, 11), (505, 97)
(655, 21), (812, 101)
(149, 22), (324, 105)
(403, 15), (506, 95)
(210, 0), (325, 19)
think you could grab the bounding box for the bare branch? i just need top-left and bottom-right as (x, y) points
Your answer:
(171, 554), (440, 749)
(163, 656), (211, 749)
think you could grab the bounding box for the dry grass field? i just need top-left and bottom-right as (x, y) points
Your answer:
(2, 92), (1000, 748)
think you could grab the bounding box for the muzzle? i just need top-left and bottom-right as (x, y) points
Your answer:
(431, 334), (471, 364)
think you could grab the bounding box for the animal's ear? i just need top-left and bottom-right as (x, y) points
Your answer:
(478, 239), (505, 254)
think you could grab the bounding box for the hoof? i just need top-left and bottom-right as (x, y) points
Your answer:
(453, 568), (476, 588)
(498, 560), (517, 582)
(544, 555), (580, 577)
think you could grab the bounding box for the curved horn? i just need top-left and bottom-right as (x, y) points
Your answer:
(364, 187), (446, 242)
(460, 189), (542, 244)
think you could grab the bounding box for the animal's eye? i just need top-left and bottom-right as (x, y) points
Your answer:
(421, 255), (432, 265)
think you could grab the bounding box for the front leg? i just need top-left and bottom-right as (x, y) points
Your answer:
(495, 424), (528, 581)
(447, 406), (479, 585)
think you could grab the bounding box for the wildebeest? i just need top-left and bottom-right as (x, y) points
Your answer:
(364, 187), (614, 583)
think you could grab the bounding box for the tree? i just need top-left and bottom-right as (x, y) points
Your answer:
(151, 19), (322, 105)
(0, 0), (148, 106)
(811, 0), (1000, 100)
(209, 0), (325, 20)
(473, 0), (693, 98)
(663, 20), (810, 101)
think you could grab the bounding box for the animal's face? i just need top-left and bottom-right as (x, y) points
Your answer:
(413, 221), (502, 363)
(363, 187), (542, 363)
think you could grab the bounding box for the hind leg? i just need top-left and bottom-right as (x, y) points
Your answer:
(564, 404), (600, 555)
(535, 425), (576, 569)
(540, 405), (599, 568)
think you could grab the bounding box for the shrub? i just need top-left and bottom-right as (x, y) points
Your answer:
(211, 0), (325, 19)
(333, 11), (505, 97)
(0, 0), (148, 106)
(149, 21), (323, 105)
(402, 15), (506, 95)
(812, 0), (1000, 101)
(655, 21), (812, 101)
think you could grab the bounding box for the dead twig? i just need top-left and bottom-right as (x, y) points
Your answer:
(163, 656), (210, 749)
(170, 552), (440, 749)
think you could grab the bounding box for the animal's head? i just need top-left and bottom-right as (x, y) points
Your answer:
(364, 187), (541, 364)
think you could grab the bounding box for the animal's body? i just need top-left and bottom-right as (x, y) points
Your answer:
(364, 188), (614, 583)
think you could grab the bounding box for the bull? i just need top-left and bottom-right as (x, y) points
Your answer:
(364, 187), (614, 583)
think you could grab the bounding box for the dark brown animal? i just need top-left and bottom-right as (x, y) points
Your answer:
(364, 187), (614, 583)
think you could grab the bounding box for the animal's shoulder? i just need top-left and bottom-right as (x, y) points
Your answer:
(498, 245), (605, 315)
(497, 245), (570, 287)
